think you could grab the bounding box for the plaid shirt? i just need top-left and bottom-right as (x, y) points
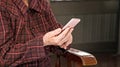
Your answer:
(0, 0), (63, 67)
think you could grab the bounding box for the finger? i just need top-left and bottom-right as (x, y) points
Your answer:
(58, 34), (71, 46)
(46, 28), (62, 37)
(58, 29), (73, 46)
(60, 43), (66, 49)
(61, 34), (73, 49)
(57, 27), (73, 41)
(61, 29), (73, 42)
(65, 35), (73, 47)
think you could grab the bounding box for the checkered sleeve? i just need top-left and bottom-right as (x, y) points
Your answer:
(43, 0), (67, 55)
(0, 6), (46, 67)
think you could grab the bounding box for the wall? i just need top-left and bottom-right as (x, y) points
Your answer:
(118, 0), (120, 54)
(50, 0), (119, 53)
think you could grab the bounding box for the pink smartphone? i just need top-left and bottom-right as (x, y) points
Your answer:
(62, 18), (81, 30)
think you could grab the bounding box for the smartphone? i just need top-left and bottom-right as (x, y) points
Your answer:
(62, 18), (81, 30)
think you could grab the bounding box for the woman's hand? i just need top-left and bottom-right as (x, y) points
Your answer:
(43, 27), (73, 49)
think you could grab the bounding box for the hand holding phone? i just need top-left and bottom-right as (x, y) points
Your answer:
(62, 18), (81, 30)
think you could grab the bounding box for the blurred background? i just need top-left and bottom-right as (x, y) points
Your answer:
(50, 0), (120, 67)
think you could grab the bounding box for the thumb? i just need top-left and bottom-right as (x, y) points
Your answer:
(47, 28), (62, 37)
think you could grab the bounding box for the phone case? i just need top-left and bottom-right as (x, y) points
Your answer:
(62, 18), (81, 30)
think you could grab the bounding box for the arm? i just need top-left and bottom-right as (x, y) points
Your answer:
(0, 7), (45, 67)
(43, 0), (71, 55)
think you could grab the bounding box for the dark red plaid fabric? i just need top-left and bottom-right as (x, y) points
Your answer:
(0, 0), (62, 67)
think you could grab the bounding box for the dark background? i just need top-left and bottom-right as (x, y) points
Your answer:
(50, 0), (119, 54)
(50, 0), (120, 67)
